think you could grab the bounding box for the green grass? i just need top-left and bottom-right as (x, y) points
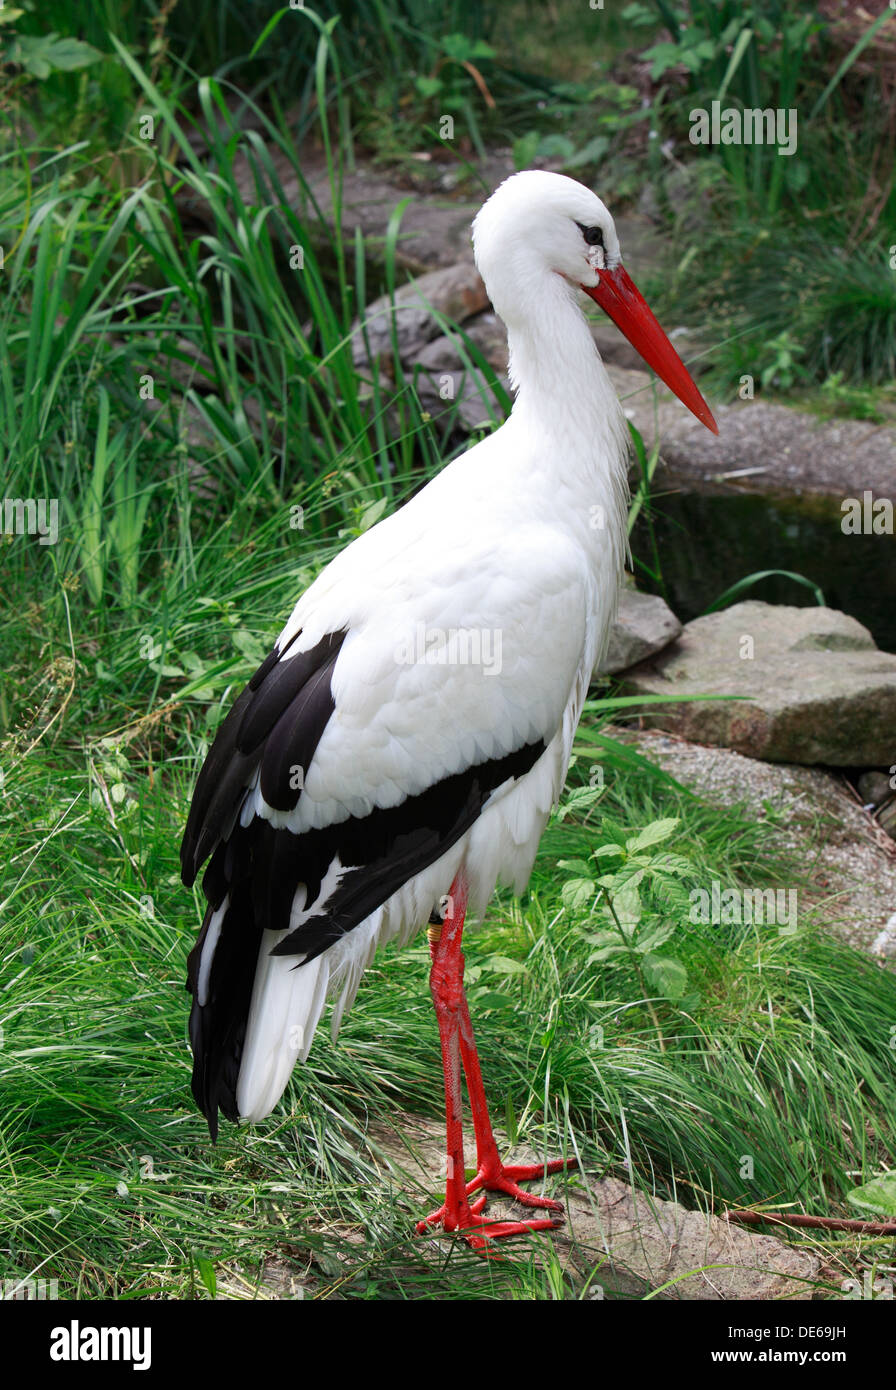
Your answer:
(2, 703), (895, 1298)
(658, 210), (896, 393)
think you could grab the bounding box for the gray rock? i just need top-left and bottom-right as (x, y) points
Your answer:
(878, 798), (896, 841)
(858, 770), (894, 807)
(597, 587), (682, 676)
(413, 314), (509, 432)
(414, 367), (506, 433)
(176, 139), (511, 273)
(352, 260), (490, 367)
(872, 913), (896, 958)
(261, 153), (513, 273)
(415, 312), (507, 375)
(295, 166), (478, 273)
(603, 364), (896, 502)
(613, 213), (667, 281)
(622, 600), (896, 765)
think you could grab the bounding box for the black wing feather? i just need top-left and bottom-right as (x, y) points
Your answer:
(258, 656), (341, 811)
(235, 631), (343, 753)
(180, 631), (345, 885)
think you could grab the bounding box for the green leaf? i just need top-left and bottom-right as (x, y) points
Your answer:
(441, 32), (494, 62)
(414, 76), (443, 99)
(593, 843), (624, 859)
(640, 42), (682, 80)
(635, 920), (676, 954)
(561, 878), (595, 912)
(846, 1173), (896, 1218)
(557, 858), (593, 876)
(564, 135), (610, 170)
(784, 160), (810, 194)
(642, 953), (689, 1001)
(584, 929), (621, 949)
(513, 131), (540, 172)
(607, 882), (641, 932)
(484, 955), (527, 976)
(588, 943), (628, 964)
(469, 990), (514, 1011)
(504, 1093), (518, 1145)
(809, 7), (894, 121)
(646, 852), (693, 877)
(716, 26), (753, 104)
(704, 570), (824, 614)
(625, 819), (679, 854)
(359, 497), (388, 532)
(555, 784), (604, 821)
(621, 2), (656, 25)
(193, 1252), (217, 1298)
(537, 135), (577, 163)
(7, 33), (103, 79)
(232, 628), (266, 664)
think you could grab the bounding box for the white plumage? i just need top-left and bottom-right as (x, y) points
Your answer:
(181, 170), (714, 1143)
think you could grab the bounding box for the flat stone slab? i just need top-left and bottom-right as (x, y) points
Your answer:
(368, 1111), (821, 1300)
(623, 600), (896, 766)
(605, 365), (896, 501)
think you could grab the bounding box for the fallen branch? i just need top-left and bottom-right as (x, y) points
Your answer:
(723, 1208), (896, 1237)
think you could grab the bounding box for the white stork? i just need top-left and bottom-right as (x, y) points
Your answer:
(181, 170), (717, 1248)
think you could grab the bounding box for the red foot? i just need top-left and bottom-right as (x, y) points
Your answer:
(416, 1198), (561, 1252)
(416, 1156), (577, 1249)
(466, 1157), (576, 1211)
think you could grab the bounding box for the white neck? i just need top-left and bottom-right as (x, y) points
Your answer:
(499, 270), (631, 580)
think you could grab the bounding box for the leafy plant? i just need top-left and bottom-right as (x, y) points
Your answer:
(704, 568), (824, 614)
(759, 330), (806, 392)
(559, 816), (695, 1010)
(623, 1), (895, 229)
(1, 11), (103, 81)
(413, 33), (495, 107)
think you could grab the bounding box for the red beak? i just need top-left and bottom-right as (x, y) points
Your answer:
(582, 265), (718, 434)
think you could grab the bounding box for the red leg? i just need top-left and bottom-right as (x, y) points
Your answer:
(415, 872), (574, 1249)
(457, 987), (577, 1212)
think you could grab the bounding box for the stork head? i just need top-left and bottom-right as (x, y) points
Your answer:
(473, 170), (718, 434)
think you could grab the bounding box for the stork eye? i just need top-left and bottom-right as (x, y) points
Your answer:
(577, 222), (605, 248)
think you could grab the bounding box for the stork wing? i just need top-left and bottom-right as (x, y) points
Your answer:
(181, 526), (590, 963)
